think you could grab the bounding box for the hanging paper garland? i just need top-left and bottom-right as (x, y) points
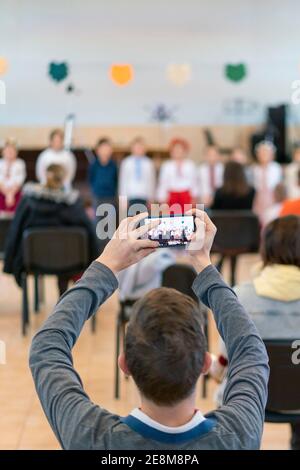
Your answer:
(166, 63), (191, 87)
(225, 63), (247, 83)
(48, 61), (69, 83)
(109, 64), (134, 86)
(0, 57), (8, 76)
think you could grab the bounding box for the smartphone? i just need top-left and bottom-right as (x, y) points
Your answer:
(143, 214), (195, 247)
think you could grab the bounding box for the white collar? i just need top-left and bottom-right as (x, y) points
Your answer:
(130, 408), (206, 434)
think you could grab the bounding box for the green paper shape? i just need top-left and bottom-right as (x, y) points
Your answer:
(225, 63), (247, 82)
(48, 62), (69, 83)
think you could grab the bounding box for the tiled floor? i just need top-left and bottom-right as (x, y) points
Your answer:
(0, 255), (290, 450)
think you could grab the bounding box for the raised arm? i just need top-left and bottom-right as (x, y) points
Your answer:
(186, 209), (269, 449)
(29, 213), (159, 449)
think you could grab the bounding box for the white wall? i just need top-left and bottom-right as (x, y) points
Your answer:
(1, 0), (300, 127)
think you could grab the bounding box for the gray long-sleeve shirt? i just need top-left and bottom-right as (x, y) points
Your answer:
(29, 262), (269, 450)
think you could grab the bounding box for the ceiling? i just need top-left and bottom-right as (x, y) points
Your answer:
(1, 0), (299, 61)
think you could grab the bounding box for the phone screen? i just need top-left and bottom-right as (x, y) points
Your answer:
(143, 215), (195, 247)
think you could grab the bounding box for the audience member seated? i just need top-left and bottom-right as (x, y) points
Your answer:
(0, 138), (26, 213)
(157, 138), (197, 212)
(29, 210), (269, 450)
(198, 145), (224, 207)
(119, 137), (155, 212)
(210, 215), (300, 449)
(230, 147), (254, 185)
(252, 140), (282, 221)
(263, 183), (287, 226)
(36, 129), (76, 189)
(280, 169), (300, 216)
(285, 145), (300, 199)
(211, 161), (255, 210)
(3, 164), (98, 295)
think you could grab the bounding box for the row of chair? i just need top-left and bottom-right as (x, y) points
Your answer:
(0, 210), (260, 334)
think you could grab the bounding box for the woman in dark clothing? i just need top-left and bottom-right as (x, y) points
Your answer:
(210, 161), (256, 275)
(211, 161), (255, 210)
(4, 164), (99, 295)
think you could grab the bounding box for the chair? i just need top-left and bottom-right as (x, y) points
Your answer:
(162, 263), (198, 301)
(162, 263), (210, 398)
(264, 339), (300, 425)
(21, 227), (89, 336)
(210, 211), (260, 286)
(0, 217), (12, 260)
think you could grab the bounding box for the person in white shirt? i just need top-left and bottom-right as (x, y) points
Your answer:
(0, 138), (26, 213)
(285, 145), (300, 199)
(119, 137), (155, 212)
(198, 145), (224, 207)
(157, 138), (197, 213)
(36, 129), (76, 189)
(252, 141), (282, 221)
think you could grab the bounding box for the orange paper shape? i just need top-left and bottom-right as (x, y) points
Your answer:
(0, 57), (8, 76)
(110, 64), (133, 86)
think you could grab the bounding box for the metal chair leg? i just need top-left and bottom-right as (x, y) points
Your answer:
(34, 273), (40, 313)
(202, 309), (209, 398)
(216, 255), (225, 273)
(115, 315), (121, 399)
(39, 275), (45, 303)
(91, 312), (97, 333)
(121, 320), (129, 381)
(21, 273), (29, 336)
(202, 375), (208, 398)
(230, 256), (237, 286)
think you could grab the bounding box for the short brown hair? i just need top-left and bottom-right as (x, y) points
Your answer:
(261, 215), (300, 267)
(96, 137), (112, 148)
(49, 128), (64, 142)
(125, 288), (206, 405)
(45, 164), (66, 190)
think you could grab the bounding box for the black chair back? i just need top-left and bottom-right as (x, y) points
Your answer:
(210, 210), (260, 255)
(162, 263), (198, 302)
(0, 217), (12, 259)
(265, 339), (300, 412)
(22, 227), (89, 274)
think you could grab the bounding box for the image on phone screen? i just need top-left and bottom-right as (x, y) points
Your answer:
(143, 215), (195, 247)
